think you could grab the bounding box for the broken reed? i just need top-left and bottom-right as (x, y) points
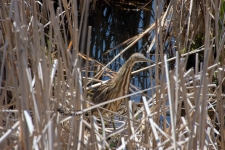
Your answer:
(0, 0), (224, 149)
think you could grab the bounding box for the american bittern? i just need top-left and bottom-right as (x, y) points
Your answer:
(91, 53), (153, 116)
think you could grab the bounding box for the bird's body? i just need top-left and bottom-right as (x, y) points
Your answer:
(91, 53), (152, 116)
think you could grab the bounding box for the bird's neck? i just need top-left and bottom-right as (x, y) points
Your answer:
(112, 60), (135, 88)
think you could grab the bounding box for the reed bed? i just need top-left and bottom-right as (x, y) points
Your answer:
(0, 0), (224, 149)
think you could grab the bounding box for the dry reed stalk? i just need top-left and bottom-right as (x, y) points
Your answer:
(0, 0), (225, 149)
(164, 54), (177, 149)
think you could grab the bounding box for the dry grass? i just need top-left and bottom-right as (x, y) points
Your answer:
(0, 0), (225, 149)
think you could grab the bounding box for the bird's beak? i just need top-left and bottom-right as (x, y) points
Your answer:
(142, 58), (154, 63)
(148, 59), (154, 63)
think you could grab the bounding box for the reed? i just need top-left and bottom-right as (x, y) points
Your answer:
(0, 0), (224, 149)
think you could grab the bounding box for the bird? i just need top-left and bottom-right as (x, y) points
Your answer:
(91, 53), (153, 116)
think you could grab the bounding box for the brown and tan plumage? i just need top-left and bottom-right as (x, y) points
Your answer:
(91, 53), (153, 116)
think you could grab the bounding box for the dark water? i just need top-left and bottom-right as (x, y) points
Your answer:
(87, 0), (156, 102)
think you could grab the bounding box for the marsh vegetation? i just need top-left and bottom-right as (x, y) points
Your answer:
(0, 0), (225, 149)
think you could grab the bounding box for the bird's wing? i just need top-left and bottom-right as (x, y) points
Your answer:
(92, 84), (110, 104)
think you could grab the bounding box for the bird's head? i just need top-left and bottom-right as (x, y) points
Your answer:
(130, 53), (154, 64)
